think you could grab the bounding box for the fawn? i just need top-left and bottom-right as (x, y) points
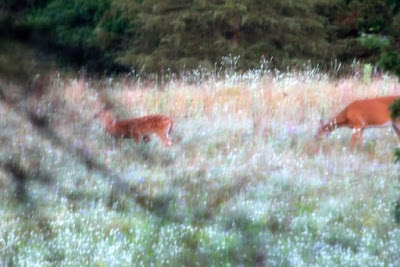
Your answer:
(95, 108), (173, 146)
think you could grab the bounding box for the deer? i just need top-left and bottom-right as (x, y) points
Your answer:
(316, 96), (400, 150)
(94, 108), (173, 146)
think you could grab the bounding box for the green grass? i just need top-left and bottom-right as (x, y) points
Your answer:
(0, 68), (400, 266)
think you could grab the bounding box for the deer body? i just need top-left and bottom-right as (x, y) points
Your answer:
(96, 109), (173, 146)
(317, 96), (400, 150)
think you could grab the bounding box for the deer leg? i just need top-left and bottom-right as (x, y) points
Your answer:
(392, 123), (400, 140)
(350, 127), (364, 151)
(142, 135), (151, 143)
(349, 117), (366, 151)
(357, 128), (364, 149)
(156, 130), (172, 147)
(350, 132), (357, 151)
(132, 132), (141, 143)
(164, 126), (172, 146)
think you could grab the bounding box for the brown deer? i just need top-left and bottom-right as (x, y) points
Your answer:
(316, 96), (400, 150)
(95, 108), (173, 146)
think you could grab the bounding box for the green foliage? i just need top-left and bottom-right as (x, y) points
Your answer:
(1, 0), (399, 73)
(1, 0), (50, 11)
(349, 0), (397, 33)
(115, 0), (353, 72)
(25, 0), (111, 46)
(360, 34), (391, 50)
(380, 50), (400, 77)
(395, 198), (400, 223)
(389, 98), (400, 165)
(19, 0), (124, 70)
(0, 0), (386, 73)
(362, 63), (372, 83)
(393, 96), (400, 166)
(395, 148), (400, 164)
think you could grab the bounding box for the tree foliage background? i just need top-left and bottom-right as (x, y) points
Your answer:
(1, 0), (400, 74)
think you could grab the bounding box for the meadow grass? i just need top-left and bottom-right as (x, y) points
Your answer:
(0, 68), (400, 266)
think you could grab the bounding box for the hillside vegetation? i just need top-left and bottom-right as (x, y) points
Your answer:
(2, 0), (400, 73)
(1, 66), (400, 265)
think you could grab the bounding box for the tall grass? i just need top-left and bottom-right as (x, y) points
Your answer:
(0, 67), (400, 266)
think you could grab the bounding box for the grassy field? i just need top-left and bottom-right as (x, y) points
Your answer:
(0, 67), (400, 266)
